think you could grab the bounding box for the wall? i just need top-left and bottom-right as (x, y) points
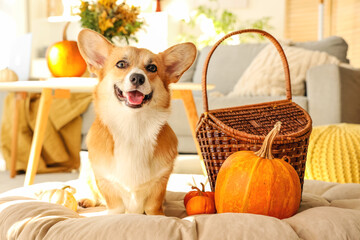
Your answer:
(232, 0), (285, 37)
(0, 0), (28, 35)
(0, 0), (29, 69)
(285, 0), (360, 67)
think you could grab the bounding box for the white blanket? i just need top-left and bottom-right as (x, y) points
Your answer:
(1, 175), (360, 240)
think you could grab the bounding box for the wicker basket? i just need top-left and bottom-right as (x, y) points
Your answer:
(196, 29), (312, 192)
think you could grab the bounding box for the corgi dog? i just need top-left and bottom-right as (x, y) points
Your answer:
(77, 29), (197, 215)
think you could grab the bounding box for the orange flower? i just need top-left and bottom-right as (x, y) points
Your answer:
(98, 0), (116, 9)
(117, 26), (127, 35)
(99, 10), (114, 33)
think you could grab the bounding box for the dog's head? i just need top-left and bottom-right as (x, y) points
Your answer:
(78, 29), (197, 111)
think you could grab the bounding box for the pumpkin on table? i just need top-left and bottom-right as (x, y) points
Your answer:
(0, 68), (18, 82)
(46, 22), (87, 77)
(214, 122), (301, 219)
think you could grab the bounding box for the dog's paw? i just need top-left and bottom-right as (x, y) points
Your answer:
(78, 198), (96, 208)
(145, 207), (164, 215)
(107, 208), (125, 215)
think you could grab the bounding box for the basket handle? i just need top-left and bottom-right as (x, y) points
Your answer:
(201, 29), (292, 113)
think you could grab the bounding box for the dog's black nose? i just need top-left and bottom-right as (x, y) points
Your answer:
(130, 73), (145, 86)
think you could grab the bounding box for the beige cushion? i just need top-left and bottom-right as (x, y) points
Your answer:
(0, 175), (359, 240)
(284, 207), (360, 240)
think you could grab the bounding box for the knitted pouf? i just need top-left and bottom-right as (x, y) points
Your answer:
(305, 123), (360, 183)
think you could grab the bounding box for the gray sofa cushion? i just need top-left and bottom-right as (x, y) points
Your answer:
(292, 36), (349, 63)
(192, 44), (266, 95)
(306, 64), (360, 126)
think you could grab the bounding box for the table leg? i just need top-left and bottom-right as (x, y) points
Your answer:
(10, 92), (26, 178)
(172, 90), (207, 176)
(24, 88), (53, 186)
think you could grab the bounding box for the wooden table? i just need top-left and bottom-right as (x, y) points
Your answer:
(0, 78), (214, 186)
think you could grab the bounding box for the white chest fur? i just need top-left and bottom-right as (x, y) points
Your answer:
(100, 104), (171, 190)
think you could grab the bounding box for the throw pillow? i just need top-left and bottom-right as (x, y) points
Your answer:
(228, 44), (340, 97)
(305, 123), (360, 183)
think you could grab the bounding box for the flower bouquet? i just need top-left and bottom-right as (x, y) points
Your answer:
(79, 0), (144, 44)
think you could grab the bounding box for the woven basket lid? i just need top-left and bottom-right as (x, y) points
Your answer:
(305, 123), (360, 183)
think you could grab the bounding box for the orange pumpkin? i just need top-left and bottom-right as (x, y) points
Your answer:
(46, 22), (87, 77)
(184, 183), (214, 207)
(184, 189), (199, 207)
(186, 187), (216, 216)
(205, 191), (215, 203)
(215, 122), (301, 219)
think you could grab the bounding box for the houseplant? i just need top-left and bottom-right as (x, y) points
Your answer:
(79, 0), (144, 44)
(179, 1), (273, 49)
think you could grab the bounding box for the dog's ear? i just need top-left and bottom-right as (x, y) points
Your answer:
(160, 43), (197, 83)
(78, 29), (113, 74)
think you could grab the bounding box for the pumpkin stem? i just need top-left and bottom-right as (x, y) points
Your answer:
(255, 121), (282, 159)
(191, 186), (203, 196)
(63, 22), (71, 41)
(200, 182), (206, 192)
(62, 185), (76, 194)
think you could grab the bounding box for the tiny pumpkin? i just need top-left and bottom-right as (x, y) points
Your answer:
(37, 185), (78, 212)
(46, 22), (87, 77)
(204, 190), (215, 203)
(186, 186), (216, 216)
(0, 68), (18, 82)
(184, 183), (214, 207)
(184, 189), (199, 207)
(215, 122), (301, 219)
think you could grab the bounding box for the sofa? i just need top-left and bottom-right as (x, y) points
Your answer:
(80, 35), (360, 154)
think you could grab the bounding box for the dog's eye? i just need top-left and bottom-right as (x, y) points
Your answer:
(116, 60), (128, 69)
(146, 64), (157, 73)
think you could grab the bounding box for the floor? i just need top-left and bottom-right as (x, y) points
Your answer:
(0, 151), (203, 194)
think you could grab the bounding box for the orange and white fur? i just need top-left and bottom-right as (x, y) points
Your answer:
(77, 29), (197, 215)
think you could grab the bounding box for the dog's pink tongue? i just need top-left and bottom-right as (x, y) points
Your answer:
(127, 91), (144, 105)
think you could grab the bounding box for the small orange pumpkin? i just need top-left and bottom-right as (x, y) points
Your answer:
(184, 189), (199, 207)
(215, 122), (301, 219)
(46, 22), (87, 77)
(205, 191), (215, 203)
(184, 183), (214, 207)
(36, 185), (78, 212)
(186, 186), (216, 216)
